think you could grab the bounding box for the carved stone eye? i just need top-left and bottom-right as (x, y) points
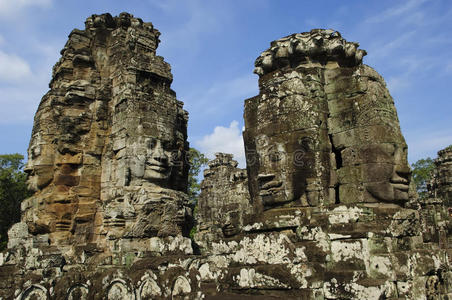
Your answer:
(162, 140), (172, 150)
(299, 137), (313, 152)
(148, 138), (156, 149)
(255, 135), (269, 148)
(269, 150), (282, 162)
(384, 143), (396, 156)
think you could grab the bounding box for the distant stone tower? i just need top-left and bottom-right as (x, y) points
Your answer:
(430, 146), (452, 205)
(194, 153), (251, 249)
(422, 146), (452, 249)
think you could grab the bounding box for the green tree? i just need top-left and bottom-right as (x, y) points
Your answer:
(411, 157), (435, 199)
(0, 154), (32, 250)
(187, 148), (209, 205)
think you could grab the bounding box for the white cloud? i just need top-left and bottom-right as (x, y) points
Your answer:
(366, 0), (428, 24)
(0, 50), (32, 81)
(0, 85), (43, 123)
(0, 49), (51, 124)
(0, 33), (60, 124)
(196, 120), (246, 167)
(0, 0), (52, 16)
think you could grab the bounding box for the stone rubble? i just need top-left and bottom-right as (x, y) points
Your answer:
(0, 15), (451, 300)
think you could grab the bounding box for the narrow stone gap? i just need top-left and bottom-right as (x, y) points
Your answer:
(334, 184), (340, 204)
(329, 134), (343, 169)
(329, 133), (342, 204)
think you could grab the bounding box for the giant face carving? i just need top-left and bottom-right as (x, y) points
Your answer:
(103, 193), (136, 238)
(143, 137), (173, 182)
(250, 131), (318, 207)
(128, 135), (185, 189)
(364, 143), (410, 203)
(24, 140), (54, 192)
(23, 134), (83, 238)
(329, 64), (411, 205)
(244, 74), (331, 210)
(246, 32), (411, 209)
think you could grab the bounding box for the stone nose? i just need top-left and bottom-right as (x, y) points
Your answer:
(152, 141), (168, 164)
(392, 145), (411, 183)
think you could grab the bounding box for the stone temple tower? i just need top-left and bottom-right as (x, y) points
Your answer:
(21, 12), (191, 251)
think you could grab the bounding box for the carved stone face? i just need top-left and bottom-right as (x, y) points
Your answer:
(129, 136), (184, 188)
(362, 141), (411, 204)
(221, 210), (240, 237)
(143, 138), (173, 182)
(103, 193), (136, 238)
(252, 132), (317, 207)
(24, 164), (53, 192)
(329, 65), (411, 205)
(53, 207), (74, 233)
(24, 142), (54, 192)
(244, 68), (331, 210)
(50, 193), (77, 233)
(254, 134), (288, 205)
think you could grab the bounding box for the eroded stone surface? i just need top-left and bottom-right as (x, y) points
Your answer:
(0, 20), (450, 300)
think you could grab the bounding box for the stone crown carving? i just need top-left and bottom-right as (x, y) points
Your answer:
(254, 29), (367, 76)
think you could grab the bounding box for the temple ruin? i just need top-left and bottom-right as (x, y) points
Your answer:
(0, 13), (451, 299)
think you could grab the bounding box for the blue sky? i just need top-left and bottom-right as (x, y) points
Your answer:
(0, 0), (451, 167)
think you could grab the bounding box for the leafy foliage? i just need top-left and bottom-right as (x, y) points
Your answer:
(187, 148), (209, 204)
(411, 157), (435, 199)
(0, 154), (32, 250)
(187, 148), (208, 240)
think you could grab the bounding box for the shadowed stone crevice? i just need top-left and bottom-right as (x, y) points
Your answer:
(329, 134), (343, 169)
(329, 133), (342, 204)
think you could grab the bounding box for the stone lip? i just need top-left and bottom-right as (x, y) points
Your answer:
(254, 29), (367, 76)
